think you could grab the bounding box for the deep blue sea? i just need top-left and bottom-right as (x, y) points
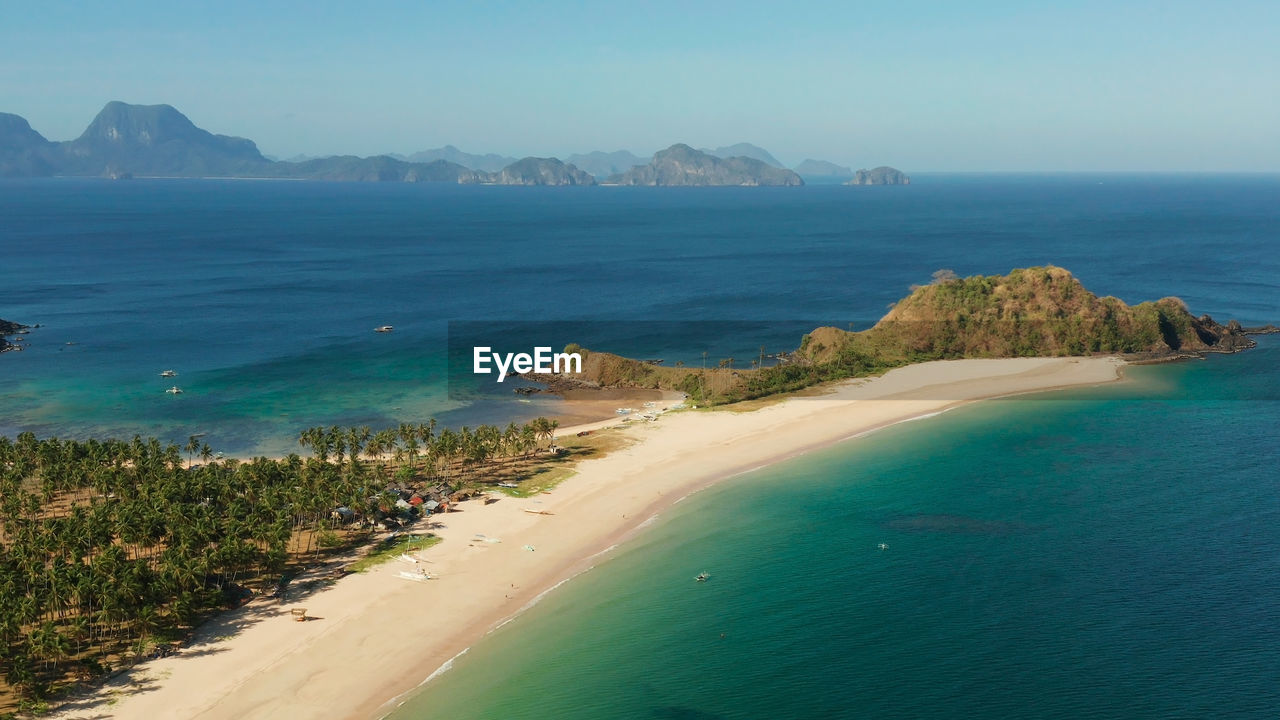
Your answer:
(2, 175), (1279, 717)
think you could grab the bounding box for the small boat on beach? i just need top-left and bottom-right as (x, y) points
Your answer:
(165, 386), (183, 395)
(695, 571), (710, 582)
(160, 369), (177, 377)
(398, 569), (434, 582)
(374, 325), (394, 333)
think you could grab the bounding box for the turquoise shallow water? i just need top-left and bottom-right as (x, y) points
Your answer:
(388, 341), (1280, 719)
(3, 176), (1278, 716)
(3, 176), (1277, 454)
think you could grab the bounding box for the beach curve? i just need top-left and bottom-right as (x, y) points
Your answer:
(50, 356), (1126, 720)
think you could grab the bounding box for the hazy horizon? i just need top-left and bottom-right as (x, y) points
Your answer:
(3, 1), (1278, 171)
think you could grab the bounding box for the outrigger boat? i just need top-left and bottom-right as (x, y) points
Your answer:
(165, 386), (183, 395)
(374, 325), (394, 333)
(398, 569), (435, 582)
(695, 571), (710, 582)
(160, 369), (177, 377)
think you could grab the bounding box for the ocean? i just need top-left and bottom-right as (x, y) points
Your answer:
(386, 346), (1280, 719)
(3, 174), (1279, 717)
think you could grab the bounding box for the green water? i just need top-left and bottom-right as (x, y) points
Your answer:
(387, 345), (1280, 719)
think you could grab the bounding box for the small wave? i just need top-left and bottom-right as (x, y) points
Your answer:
(378, 647), (470, 718)
(839, 407), (954, 443)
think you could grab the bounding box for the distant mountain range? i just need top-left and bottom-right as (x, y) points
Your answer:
(607, 144), (803, 186)
(396, 145), (517, 173)
(701, 143), (785, 168)
(564, 150), (647, 179)
(0, 102), (903, 187)
(794, 159), (854, 178)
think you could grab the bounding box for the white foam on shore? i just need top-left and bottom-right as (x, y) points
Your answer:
(387, 558), (604, 715)
(377, 397), (1055, 718)
(378, 647), (470, 718)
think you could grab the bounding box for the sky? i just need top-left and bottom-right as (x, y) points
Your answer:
(2, 0), (1277, 170)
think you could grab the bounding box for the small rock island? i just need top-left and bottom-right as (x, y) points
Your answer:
(607, 144), (804, 186)
(847, 166), (910, 185)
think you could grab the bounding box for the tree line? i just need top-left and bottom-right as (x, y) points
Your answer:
(0, 415), (559, 707)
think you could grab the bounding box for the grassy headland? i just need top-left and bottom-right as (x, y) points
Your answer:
(537, 266), (1268, 405)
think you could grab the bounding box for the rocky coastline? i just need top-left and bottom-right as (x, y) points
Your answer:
(0, 317), (31, 353)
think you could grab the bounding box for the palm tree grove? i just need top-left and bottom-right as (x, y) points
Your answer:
(0, 416), (561, 711)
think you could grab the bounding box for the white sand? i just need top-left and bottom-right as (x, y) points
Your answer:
(52, 356), (1124, 720)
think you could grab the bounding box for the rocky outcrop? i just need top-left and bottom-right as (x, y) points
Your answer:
(847, 166), (910, 185)
(486, 157), (596, 185)
(1, 318), (30, 354)
(607, 144), (804, 186)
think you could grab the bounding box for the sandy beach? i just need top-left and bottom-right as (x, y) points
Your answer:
(51, 356), (1125, 720)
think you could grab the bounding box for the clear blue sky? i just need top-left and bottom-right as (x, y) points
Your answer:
(2, 0), (1277, 170)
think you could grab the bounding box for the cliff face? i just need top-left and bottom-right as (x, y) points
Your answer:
(847, 166), (909, 185)
(58, 102), (271, 177)
(608, 144), (804, 186)
(487, 157), (596, 185)
(0, 113), (55, 177)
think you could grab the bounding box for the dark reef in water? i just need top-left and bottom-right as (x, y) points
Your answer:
(0, 318), (31, 354)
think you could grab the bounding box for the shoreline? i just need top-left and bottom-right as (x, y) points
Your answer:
(51, 356), (1126, 720)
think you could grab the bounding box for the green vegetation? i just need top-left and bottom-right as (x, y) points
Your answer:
(0, 416), (562, 706)
(557, 266), (1253, 406)
(348, 534), (441, 574)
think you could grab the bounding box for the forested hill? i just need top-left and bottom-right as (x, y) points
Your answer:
(527, 267), (1272, 404)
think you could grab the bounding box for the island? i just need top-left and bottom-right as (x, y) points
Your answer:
(487, 157), (596, 186)
(606, 144), (804, 186)
(4, 267), (1272, 719)
(847, 166), (910, 185)
(526, 266), (1267, 404)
